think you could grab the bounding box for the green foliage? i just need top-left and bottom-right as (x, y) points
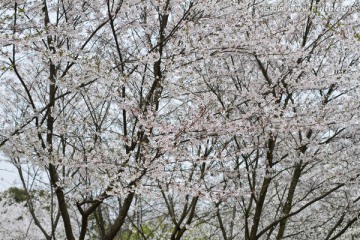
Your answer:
(7, 187), (27, 203)
(354, 33), (360, 41)
(113, 223), (155, 240)
(116, 220), (206, 240)
(119, 230), (143, 240)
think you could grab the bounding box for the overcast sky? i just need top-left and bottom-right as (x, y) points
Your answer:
(0, 153), (19, 191)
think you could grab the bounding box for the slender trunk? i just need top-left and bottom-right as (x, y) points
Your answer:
(249, 136), (275, 240)
(276, 162), (303, 239)
(103, 192), (135, 240)
(44, 1), (75, 237)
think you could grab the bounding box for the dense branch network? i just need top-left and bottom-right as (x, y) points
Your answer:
(1, 0), (360, 239)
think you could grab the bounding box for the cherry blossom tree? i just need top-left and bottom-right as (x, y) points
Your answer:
(1, 0), (360, 239)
